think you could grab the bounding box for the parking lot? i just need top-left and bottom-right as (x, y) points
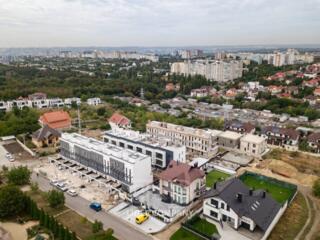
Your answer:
(34, 158), (125, 210)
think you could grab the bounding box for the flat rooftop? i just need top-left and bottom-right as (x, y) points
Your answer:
(241, 134), (265, 144)
(218, 130), (243, 140)
(222, 152), (253, 166)
(147, 121), (222, 138)
(61, 133), (148, 164)
(104, 128), (184, 148)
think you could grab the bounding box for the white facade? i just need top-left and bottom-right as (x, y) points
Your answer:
(64, 97), (81, 106)
(103, 127), (186, 168)
(160, 176), (205, 205)
(240, 134), (267, 157)
(87, 97), (101, 106)
(59, 133), (153, 193)
(171, 60), (243, 82)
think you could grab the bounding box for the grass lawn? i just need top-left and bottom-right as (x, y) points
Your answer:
(206, 170), (230, 187)
(26, 190), (67, 216)
(170, 228), (203, 240)
(268, 192), (308, 240)
(187, 216), (218, 236)
(56, 210), (94, 239)
(240, 175), (294, 203)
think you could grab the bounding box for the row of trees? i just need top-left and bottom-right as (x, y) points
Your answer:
(25, 196), (77, 240)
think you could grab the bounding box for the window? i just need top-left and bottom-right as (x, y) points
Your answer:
(128, 145), (133, 150)
(137, 147), (142, 153)
(156, 152), (163, 159)
(227, 205), (230, 211)
(210, 210), (218, 218)
(119, 142), (125, 148)
(146, 150), (152, 156)
(221, 202), (225, 209)
(111, 140), (116, 145)
(104, 138), (109, 143)
(210, 199), (218, 208)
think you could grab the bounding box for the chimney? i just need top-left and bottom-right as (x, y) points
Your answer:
(262, 191), (266, 198)
(249, 188), (253, 196)
(236, 193), (242, 202)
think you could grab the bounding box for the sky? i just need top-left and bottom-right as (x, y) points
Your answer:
(0, 0), (320, 47)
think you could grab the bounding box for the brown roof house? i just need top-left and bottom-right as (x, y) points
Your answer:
(108, 113), (131, 129)
(307, 132), (320, 153)
(32, 125), (61, 148)
(157, 160), (205, 205)
(39, 111), (71, 130)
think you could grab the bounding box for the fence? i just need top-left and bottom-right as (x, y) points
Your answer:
(239, 171), (297, 203)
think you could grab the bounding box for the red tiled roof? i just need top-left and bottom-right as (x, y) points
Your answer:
(39, 111), (71, 129)
(109, 113), (131, 126)
(158, 160), (205, 186)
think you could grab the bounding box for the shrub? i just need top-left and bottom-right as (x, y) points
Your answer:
(47, 190), (65, 208)
(313, 178), (320, 198)
(6, 166), (31, 185)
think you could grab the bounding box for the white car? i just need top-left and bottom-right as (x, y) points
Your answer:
(67, 189), (78, 197)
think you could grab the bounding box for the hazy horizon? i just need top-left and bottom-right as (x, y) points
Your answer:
(1, 0), (320, 48)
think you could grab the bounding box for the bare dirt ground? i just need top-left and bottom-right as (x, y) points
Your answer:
(241, 149), (320, 240)
(81, 129), (103, 139)
(3, 142), (34, 160)
(266, 149), (320, 176)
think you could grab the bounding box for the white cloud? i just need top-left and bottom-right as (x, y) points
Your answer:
(0, 0), (319, 47)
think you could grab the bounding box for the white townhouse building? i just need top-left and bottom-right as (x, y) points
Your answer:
(103, 127), (186, 168)
(59, 133), (153, 193)
(87, 97), (102, 106)
(203, 178), (287, 240)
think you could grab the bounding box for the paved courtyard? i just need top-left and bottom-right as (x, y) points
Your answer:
(109, 202), (167, 234)
(34, 161), (119, 209)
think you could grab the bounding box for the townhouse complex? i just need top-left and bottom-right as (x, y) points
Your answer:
(59, 133), (153, 193)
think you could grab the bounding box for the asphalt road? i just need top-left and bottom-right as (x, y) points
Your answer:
(32, 174), (153, 240)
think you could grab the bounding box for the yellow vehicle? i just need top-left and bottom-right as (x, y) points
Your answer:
(135, 213), (149, 224)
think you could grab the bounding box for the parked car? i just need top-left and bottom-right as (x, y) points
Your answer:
(89, 202), (102, 212)
(135, 213), (149, 224)
(67, 189), (78, 197)
(56, 182), (68, 192)
(50, 179), (61, 186)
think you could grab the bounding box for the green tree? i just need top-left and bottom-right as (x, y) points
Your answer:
(97, 107), (106, 116)
(313, 178), (320, 198)
(92, 220), (103, 233)
(6, 166), (31, 185)
(47, 189), (65, 208)
(0, 185), (26, 219)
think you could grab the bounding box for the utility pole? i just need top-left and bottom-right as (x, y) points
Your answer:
(77, 102), (81, 134)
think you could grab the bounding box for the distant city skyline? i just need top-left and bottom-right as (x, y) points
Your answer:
(0, 0), (320, 48)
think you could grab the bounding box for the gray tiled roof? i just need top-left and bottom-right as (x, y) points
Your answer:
(32, 124), (61, 141)
(204, 178), (282, 232)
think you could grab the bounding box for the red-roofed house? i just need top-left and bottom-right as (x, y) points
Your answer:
(108, 113), (131, 129)
(157, 160), (205, 205)
(39, 111), (71, 130)
(314, 88), (320, 97)
(267, 85), (283, 95)
(304, 79), (319, 88)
